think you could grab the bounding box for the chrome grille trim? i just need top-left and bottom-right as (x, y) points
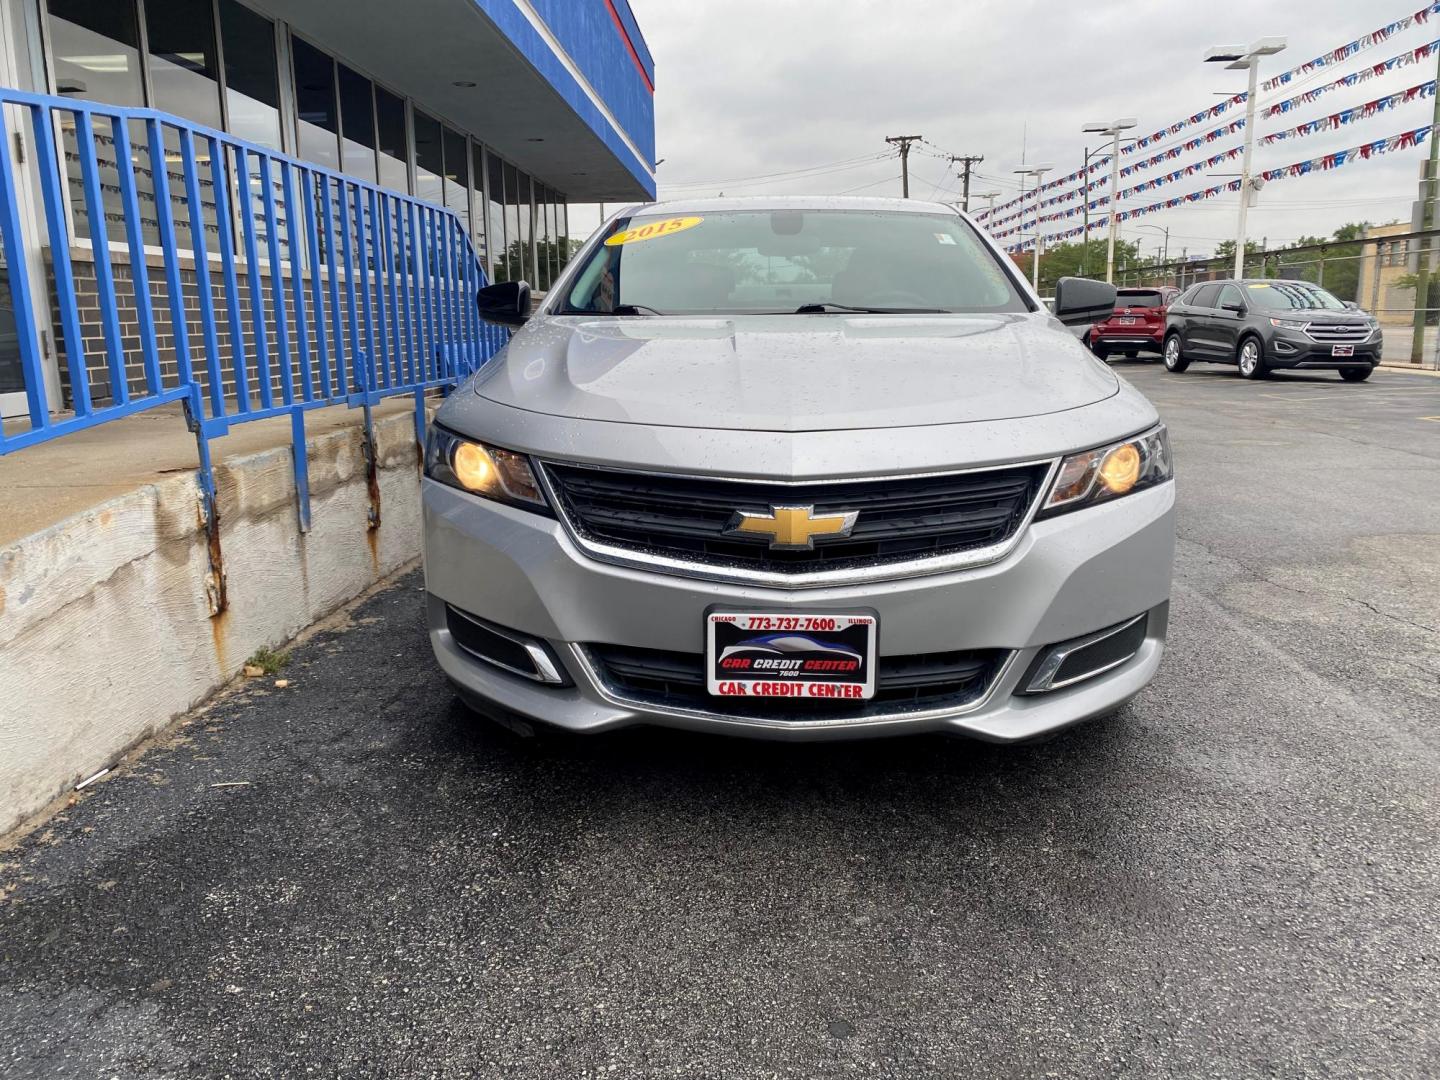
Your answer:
(1302, 322), (1375, 344)
(535, 458), (1061, 589)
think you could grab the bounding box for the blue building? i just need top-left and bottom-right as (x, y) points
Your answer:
(0, 0), (656, 419)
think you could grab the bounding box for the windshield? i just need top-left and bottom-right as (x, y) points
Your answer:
(1117, 291), (1164, 308)
(558, 209), (1029, 316)
(1243, 281), (1347, 312)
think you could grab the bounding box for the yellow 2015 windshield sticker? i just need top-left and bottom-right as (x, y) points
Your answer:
(605, 216), (704, 246)
(1247, 283), (1273, 289)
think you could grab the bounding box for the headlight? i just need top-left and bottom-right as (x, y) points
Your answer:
(1269, 317), (1308, 331)
(424, 426), (549, 512)
(1039, 426), (1172, 517)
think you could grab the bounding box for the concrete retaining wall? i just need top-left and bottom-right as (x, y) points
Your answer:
(0, 410), (426, 836)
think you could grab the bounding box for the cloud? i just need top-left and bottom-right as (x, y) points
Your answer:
(575, 0), (1437, 254)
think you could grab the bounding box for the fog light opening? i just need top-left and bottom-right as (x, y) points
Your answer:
(445, 604), (569, 686)
(1022, 613), (1148, 694)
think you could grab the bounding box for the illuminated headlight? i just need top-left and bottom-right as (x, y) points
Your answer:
(1040, 426), (1172, 517)
(424, 426), (549, 512)
(1269, 317), (1308, 331)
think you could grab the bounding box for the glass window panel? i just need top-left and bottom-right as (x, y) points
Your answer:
(517, 170), (534, 284)
(145, 0), (221, 129)
(548, 189), (561, 284)
(47, 0), (143, 106)
(558, 196), (569, 273)
(412, 108), (443, 207)
(336, 63), (376, 183)
(374, 85), (408, 192)
(291, 36), (339, 170)
(503, 162), (522, 283)
(47, 1), (150, 245)
(487, 152), (506, 282)
(534, 183), (552, 291)
(441, 125), (468, 236)
(470, 141), (487, 269)
(218, 0), (281, 150)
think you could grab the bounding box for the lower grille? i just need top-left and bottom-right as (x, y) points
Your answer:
(585, 643), (1007, 720)
(542, 461), (1050, 577)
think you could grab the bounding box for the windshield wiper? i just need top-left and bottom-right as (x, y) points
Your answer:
(611, 303), (665, 316)
(794, 302), (949, 314)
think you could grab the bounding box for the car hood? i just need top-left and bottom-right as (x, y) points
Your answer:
(473, 313), (1119, 432)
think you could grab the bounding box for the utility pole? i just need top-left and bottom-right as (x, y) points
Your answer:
(947, 154), (984, 211)
(1411, 44), (1440, 362)
(885, 135), (923, 198)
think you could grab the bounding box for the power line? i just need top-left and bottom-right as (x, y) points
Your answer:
(662, 152), (893, 190)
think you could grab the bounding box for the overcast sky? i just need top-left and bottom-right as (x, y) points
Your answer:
(573, 0), (1439, 260)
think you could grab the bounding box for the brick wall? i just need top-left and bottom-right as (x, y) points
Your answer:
(51, 248), (424, 414)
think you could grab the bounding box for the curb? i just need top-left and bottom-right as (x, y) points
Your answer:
(1377, 363), (1440, 377)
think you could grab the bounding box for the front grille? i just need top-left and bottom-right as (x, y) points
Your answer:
(1306, 322), (1372, 343)
(585, 643), (1007, 720)
(542, 461), (1050, 575)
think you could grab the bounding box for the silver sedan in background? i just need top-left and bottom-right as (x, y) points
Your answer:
(422, 196), (1174, 742)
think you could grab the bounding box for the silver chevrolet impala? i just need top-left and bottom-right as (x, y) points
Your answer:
(422, 197), (1175, 742)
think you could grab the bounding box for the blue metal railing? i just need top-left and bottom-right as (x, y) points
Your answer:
(0, 87), (507, 609)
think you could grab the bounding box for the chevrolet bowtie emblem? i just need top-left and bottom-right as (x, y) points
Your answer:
(725, 505), (859, 550)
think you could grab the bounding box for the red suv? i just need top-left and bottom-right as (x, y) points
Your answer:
(1086, 286), (1180, 360)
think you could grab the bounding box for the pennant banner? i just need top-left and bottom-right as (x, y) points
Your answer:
(1119, 119), (1246, 177)
(1003, 123), (1436, 251)
(973, 155), (1111, 222)
(1261, 1), (1440, 92)
(1263, 39), (1439, 118)
(1121, 95), (1247, 156)
(983, 4), (1440, 228)
(1260, 80), (1436, 144)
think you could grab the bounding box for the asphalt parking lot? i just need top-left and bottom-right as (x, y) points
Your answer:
(2, 363), (1438, 1079)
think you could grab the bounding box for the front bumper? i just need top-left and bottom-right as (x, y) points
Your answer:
(422, 478), (1176, 742)
(1269, 328), (1380, 369)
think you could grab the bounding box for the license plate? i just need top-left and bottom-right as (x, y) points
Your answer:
(706, 612), (877, 700)
(1332, 344), (1355, 357)
(1117, 316), (1138, 325)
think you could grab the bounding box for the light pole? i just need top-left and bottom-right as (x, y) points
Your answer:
(1083, 118), (1138, 284)
(1204, 38), (1287, 280)
(1015, 164), (1053, 293)
(1135, 223), (1170, 281)
(972, 191), (1000, 217)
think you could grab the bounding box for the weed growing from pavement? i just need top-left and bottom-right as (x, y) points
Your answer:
(244, 647), (290, 675)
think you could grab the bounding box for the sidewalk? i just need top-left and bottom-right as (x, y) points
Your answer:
(0, 399), (416, 550)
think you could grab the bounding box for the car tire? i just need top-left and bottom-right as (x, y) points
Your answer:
(1237, 336), (1268, 379)
(1089, 336), (1108, 360)
(1340, 366), (1372, 382)
(1162, 334), (1189, 373)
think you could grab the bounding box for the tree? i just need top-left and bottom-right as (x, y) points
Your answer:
(1021, 238), (1143, 293)
(1256, 223), (1370, 301)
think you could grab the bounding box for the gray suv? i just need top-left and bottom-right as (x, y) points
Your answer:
(422, 197), (1175, 743)
(1162, 279), (1380, 381)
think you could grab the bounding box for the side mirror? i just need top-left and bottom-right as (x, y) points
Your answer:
(477, 280), (531, 327)
(1343, 300), (1360, 311)
(1221, 301), (1246, 314)
(1052, 276), (1117, 327)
